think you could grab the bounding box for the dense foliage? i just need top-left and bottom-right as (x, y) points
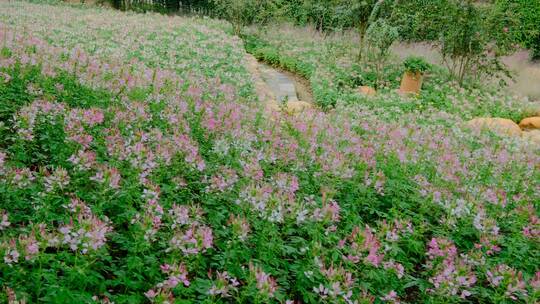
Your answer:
(492, 0), (540, 59)
(403, 57), (431, 74)
(0, 1), (539, 304)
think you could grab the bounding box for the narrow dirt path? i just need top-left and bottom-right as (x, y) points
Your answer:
(244, 54), (314, 114)
(258, 63), (298, 103)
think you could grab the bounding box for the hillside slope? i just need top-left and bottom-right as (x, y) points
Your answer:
(0, 2), (538, 303)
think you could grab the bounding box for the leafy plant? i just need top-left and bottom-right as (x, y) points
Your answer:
(403, 56), (431, 74)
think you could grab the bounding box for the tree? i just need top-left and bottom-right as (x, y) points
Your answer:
(365, 18), (399, 87)
(339, 0), (397, 61)
(341, 0), (378, 60)
(212, 0), (275, 35)
(438, 0), (514, 84)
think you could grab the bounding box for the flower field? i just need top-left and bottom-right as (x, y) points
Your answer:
(0, 1), (539, 303)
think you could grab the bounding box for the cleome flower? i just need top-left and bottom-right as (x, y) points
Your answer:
(426, 238), (477, 299)
(486, 264), (528, 300)
(341, 225), (385, 267)
(0, 209), (10, 230)
(249, 264), (278, 299)
(207, 271), (240, 298)
(57, 198), (112, 254)
(168, 224), (213, 255)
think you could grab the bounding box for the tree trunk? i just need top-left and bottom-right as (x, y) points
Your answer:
(357, 22), (368, 61)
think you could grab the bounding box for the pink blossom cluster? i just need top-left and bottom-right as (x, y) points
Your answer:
(90, 165), (121, 190)
(167, 204), (204, 229)
(57, 198), (112, 254)
(207, 271), (240, 297)
(313, 262), (356, 303)
(43, 167), (70, 193)
(0, 1), (538, 302)
(165, 203), (213, 255)
(340, 225), (385, 267)
(156, 263), (190, 289)
(250, 264), (278, 299)
(14, 100), (66, 141)
(130, 186), (165, 241)
(64, 107), (104, 148)
(1, 234), (39, 266)
(426, 238), (477, 299)
(205, 167), (239, 193)
(1, 198), (110, 265)
(0, 210), (10, 230)
(4, 168), (35, 189)
(168, 224), (213, 255)
(486, 264), (528, 300)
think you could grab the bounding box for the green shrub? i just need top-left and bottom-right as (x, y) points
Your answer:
(403, 56), (431, 74)
(492, 0), (540, 60)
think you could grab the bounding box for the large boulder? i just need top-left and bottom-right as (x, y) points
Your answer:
(518, 116), (540, 130)
(267, 100), (313, 115)
(285, 100), (313, 114)
(266, 100), (281, 113)
(466, 118), (522, 137)
(358, 86), (376, 96)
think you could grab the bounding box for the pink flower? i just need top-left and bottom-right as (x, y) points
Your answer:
(384, 261), (405, 278)
(381, 290), (400, 303)
(4, 245), (20, 265)
(486, 265), (527, 300)
(24, 235), (39, 260)
(530, 272), (540, 291)
(250, 265), (278, 298)
(0, 210), (10, 230)
(169, 225), (213, 254)
(200, 226), (213, 249)
(44, 167), (70, 192)
(144, 289), (157, 299)
(0, 151), (6, 174)
(0, 72), (11, 83)
(228, 214), (250, 241)
(157, 263), (190, 289)
(207, 271), (239, 297)
(68, 149), (97, 171)
(82, 108), (104, 126)
(342, 226), (384, 267)
(366, 246), (383, 267)
(427, 238), (457, 260)
(109, 168), (121, 189)
(160, 264), (171, 272)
